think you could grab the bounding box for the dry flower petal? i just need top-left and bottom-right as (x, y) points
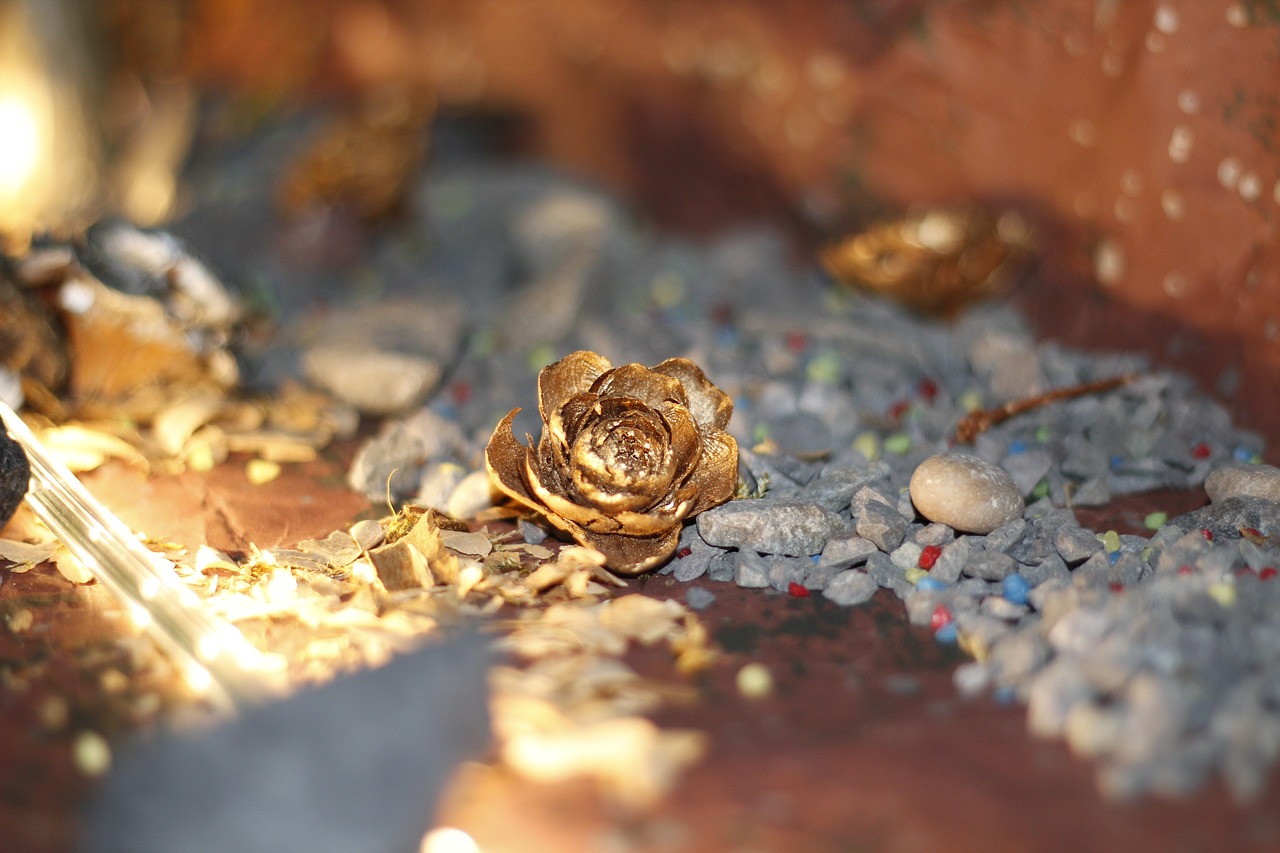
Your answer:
(0, 538), (58, 568)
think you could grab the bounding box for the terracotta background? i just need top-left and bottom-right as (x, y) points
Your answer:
(8, 5), (1280, 849)
(155, 0), (1280, 445)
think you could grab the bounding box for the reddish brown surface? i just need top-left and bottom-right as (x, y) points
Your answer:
(0, 451), (1273, 853)
(171, 0), (1280, 447)
(9, 3), (1280, 850)
(441, 582), (1280, 853)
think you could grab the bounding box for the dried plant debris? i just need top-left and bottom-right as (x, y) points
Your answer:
(486, 351), (739, 574)
(0, 225), (358, 474)
(821, 207), (1033, 317)
(12, 498), (716, 807)
(493, 594), (713, 807)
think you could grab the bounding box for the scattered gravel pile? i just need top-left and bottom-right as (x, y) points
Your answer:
(179, 139), (1274, 802)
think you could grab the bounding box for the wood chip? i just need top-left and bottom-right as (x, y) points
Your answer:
(0, 538), (58, 568)
(368, 539), (435, 591)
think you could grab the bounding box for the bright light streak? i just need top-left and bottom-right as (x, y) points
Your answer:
(0, 96), (40, 195)
(420, 827), (481, 853)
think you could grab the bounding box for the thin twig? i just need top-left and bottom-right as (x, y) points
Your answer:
(953, 373), (1139, 444)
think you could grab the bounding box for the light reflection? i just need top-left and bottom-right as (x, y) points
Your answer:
(420, 826), (481, 853)
(0, 96), (40, 195)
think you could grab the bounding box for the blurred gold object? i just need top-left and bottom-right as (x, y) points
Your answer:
(486, 351), (739, 575)
(0, 0), (104, 249)
(277, 87), (434, 223)
(821, 207), (1033, 317)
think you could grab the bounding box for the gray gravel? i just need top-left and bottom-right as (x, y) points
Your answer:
(175, 129), (1276, 805)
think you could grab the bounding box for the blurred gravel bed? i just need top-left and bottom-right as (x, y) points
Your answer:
(176, 125), (1277, 803)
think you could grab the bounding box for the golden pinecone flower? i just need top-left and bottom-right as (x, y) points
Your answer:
(485, 351), (738, 574)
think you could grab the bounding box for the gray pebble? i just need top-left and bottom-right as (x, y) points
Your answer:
(1020, 553), (1070, 587)
(1055, 525), (1104, 565)
(1205, 464), (1280, 503)
(519, 519), (549, 545)
(965, 550), (1016, 582)
(697, 499), (845, 556)
(802, 566), (844, 592)
(1026, 657), (1095, 738)
(988, 628), (1050, 684)
(805, 462), (891, 513)
(984, 517), (1027, 553)
(1070, 478), (1112, 507)
(734, 551), (770, 589)
(767, 556), (810, 592)
(706, 551), (737, 583)
(1171, 496), (1280, 540)
(953, 661), (993, 697)
(955, 577), (998, 598)
(864, 551), (912, 597)
(931, 538), (970, 584)
(299, 297), (463, 416)
(821, 570), (879, 606)
(671, 529), (718, 582)
(982, 596), (1030, 621)
(1001, 448), (1053, 496)
(856, 500), (906, 551)
(850, 485), (897, 518)
(909, 453), (1025, 534)
(685, 586), (717, 611)
(817, 533), (878, 570)
(890, 542), (924, 571)
(911, 523), (956, 548)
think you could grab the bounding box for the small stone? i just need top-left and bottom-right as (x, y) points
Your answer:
(697, 499), (845, 556)
(1027, 658), (1094, 738)
(1055, 524), (1105, 565)
(1064, 701), (1125, 759)
(767, 556), (810, 592)
(802, 566), (843, 592)
(1002, 573), (1032, 604)
(817, 533), (878, 570)
(911, 523), (956, 548)
(864, 551), (912, 597)
(987, 628), (1050, 686)
(818, 569), (878, 606)
(856, 500), (906, 551)
(519, 519), (549, 545)
(1070, 478), (1111, 506)
(734, 551), (770, 588)
(984, 517), (1027, 553)
(302, 347), (440, 417)
(1205, 463), (1280, 503)
(890, 542), (925, 570)
(1020, 554), (1070, 587)
(982, 595), (1030, 621)
(930, 538), (970, 584)
(671, 528), (718, 582)
(1001, 447), (1053, 496)
(706, 551), (737, 583)
(1171, 496), (1280, 540)
(850, 485), (897, 518)
(953, 661), (992, 697)
(446, 470), (495, 519)
(685, 587), (717, 611)
(965, 551), (1016, 582)
(804, 462), (891, 513)
(909, 453), (1025, 534)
